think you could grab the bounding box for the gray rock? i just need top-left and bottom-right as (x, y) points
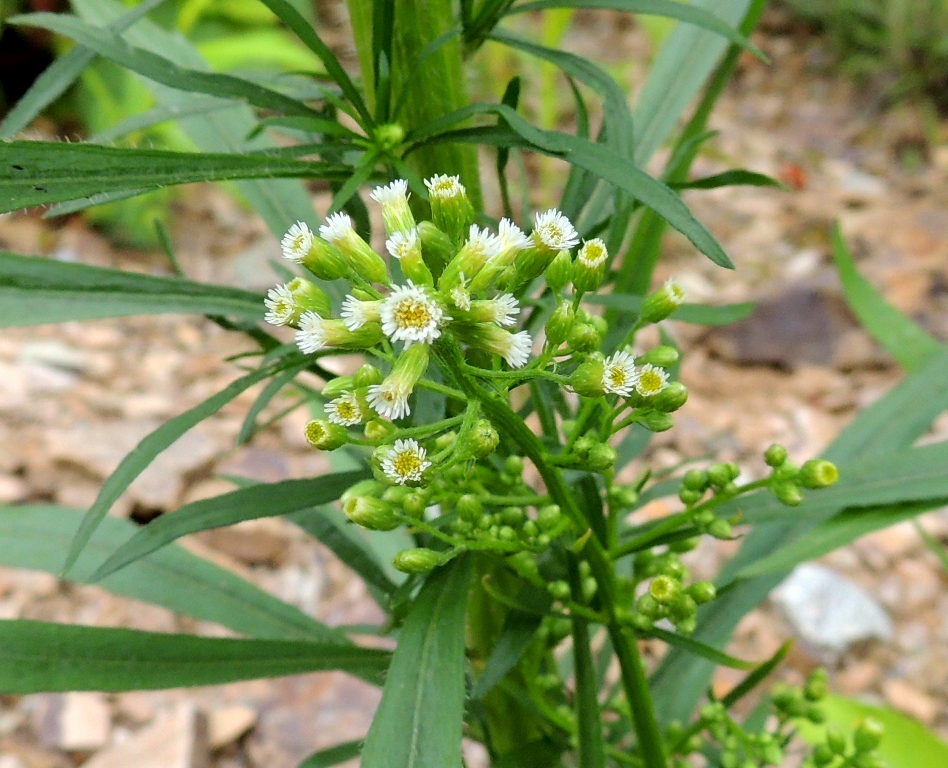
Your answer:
(772, 563), (893, 655)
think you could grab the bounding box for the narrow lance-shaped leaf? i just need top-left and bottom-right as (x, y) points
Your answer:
(89, 472), (368, 582)
(0, 620), (391, 692)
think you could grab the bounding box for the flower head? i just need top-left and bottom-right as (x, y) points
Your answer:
(281, 221), (314, 263)
(295, 311), (329, 353)
(498, 218), (532, 252)
(367, 381), (411, 420)
(533, 209), (579, 252)
(424, 174), (465, 200)
(264, 284), (297, 326)
(465, 294), (520, 327)
(640, 278), (686, 323)
(468, 326), (532, 369)
(635, 363), (669, 397)
(602, 350), (638, 396)
(381, 438), (431, 485)
(325, 391), (366, 426)
(380, 281), (448, 346)
(371, 179), (409, 206)
(372, 180), (414, 235)
(577, 238), (608, 269)
(341, 295), (382, 331)
(465, 224), (503, 260)
(450, 280), (472, 312)
(319, 212), (355, 245)
(386, 229), (420, 261)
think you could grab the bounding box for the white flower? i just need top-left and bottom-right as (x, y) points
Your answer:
(424, 174), (465, 200)
(578, 238), (608, 268)
(450, 282), (472, 312)
(602, 350), (638, 396)
(379, 281), (448, 346)
(664, 277), (686, 306)
(635, 363), (669, 397)
(385, 229), (420, 261)
(341, 294), (381, 331)
(319, 212), (354, 244)
(325, 392), (365, 426)
(497, 218), (532, 251)
(368, 381), (412, 421)
(533, 209), (579, 251)
(281, 221), (313, 263)
(295, 311), (328, 353)
(475, 327), (532, 369)
(485, 294), (520, 327)
(264, 284), (296, 326)
(370, 179), (409, 206)
(464, 224), (503, 260)
(381, 438), (431, 484)
(502, 330), (533, 368)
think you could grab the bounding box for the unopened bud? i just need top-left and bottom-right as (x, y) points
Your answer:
(322, 376), (355, 399)
(587, 443), (618, 471)
(304, 419), (348, 450)
(536, 504), (563, 532)
(798, 459), (838, 489)
(354, 363), (384, 388)
(546, 249), (573, 292)
(654, 381), (688, 412)
(416, 220), (453, 275)
(649, 575), (681, 605)
(682, 469), (708, 491)
(853, 718), (883, 753)
(572, 238), (608, 294)
(402, 491), (428, 518)
(640, 278), (685, 323)
(425, 174), (475, 246)
(471, 419), (500, 458)
(373, 122), (406, 150)
(640, 411), (674, 432)
(764, 443), (788, 467)
(344, 496), (399, 530)
(364, 419), (396, 442)
(773, 482), (804, 507)
(638, 345), (680, 368)
(341, 479), (385, 505)
(287, 277), (332, 319)
(393, 547), (446, 573)
(707, 518), (734, 539)
(571, 353), (606, 397)
(545, 302), (575, 347)
(687, 581), (716, 604)
(567, 323), (601, 352)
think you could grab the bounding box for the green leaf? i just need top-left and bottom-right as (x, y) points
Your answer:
(796, 694), (948, 768)
(10, 13), (322, 120)
(360, 556), (473, 768)
(0, 620), (390, 692)
(720, 640), (792, 707)
(646, 627), (756, 670)
(736, 500), (944, 579)
(672, 169), (785, 190)
(409, 106), (732, 268)
(581, 293), (755, 325)
(298, 740), (364, 768)
(0, 252), (263, 327)
(0, 504), (342, 642)
(90, 472), (367, 581)
(507, 0), (764, 60)
(832, 223), (940, 372)
(915, 521), (948, 573)
(569, 561), (606, 768)
(238, 363), (311, 444)
(0, 0), (169, 140)
(0, 141), (348, 213)
(63, 360), (292, 575)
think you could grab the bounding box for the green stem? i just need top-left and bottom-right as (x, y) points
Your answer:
(417, 378), (466, 399)
(434, 337), (667, 768)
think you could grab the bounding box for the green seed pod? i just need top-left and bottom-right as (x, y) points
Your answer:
(567, 323), (601, 353)
(456, 494), (483, 521)
(354, 363), (384, 388)
(344, 496), (399, 531)
(571, 353), (606, 397)
(536, 504), (563, 532)
(637, 345), (680, 368)
(640, 411), (674, 432)
(687, 581), (717, 604)
(548, 580), (571, 601)
(393, 547), (445, 574)
(545, 301), (576, 347)
(764, 443), (788, 467)
(587, 443), (618, 472)
(640, 278), (685, 323)
(322, 375), (355, 399)
(545, 249), (573, 293)
(773, 482), (804, 507)
(471, 419), (500, 458)
(707, 518), (734, 540)
(853, 718), (884, 753)
(304, 419), (348, 451)
(799, 459), (839, 489)
(649, 575), (681, 605)
(654, 382), (688, 413)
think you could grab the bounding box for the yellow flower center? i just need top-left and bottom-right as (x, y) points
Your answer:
(336, 401), (359, 421)
(274, 298), (292, 314)
(305, 421), (326, 445)
(393, 298), (433, 329)
(581, 242), (606, 266)
(393, 451), (422, 478)
(291, 234), (307, 251)
(606, 365), (627, 388)
(639, 371), (663, 395)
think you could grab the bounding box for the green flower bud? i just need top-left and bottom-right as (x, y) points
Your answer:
(807, 705), (826, 724)
(799, 459), (839, 489)
(545, 302), (576, 347)
(654, 382), (688, 413)
(287, 277), (332, 319)
(688, 582), (717, 607)
(826, 728), (847, 755)
(682, 469), (708, 492)
(548, 616), (572, 642)
(637, 592), (662, 618)
(669, 535), (700, 554)
(373, 122), (406, 150)
(587, 443), (618, 472)
(382, 485), (411, 505)
(305, 238), (349, 281)
(393, 547), (446, 573)
(434, 431), (457, 451)
(471, 419), (500, 458)
(522, 519), (539, 538)
(304, 419), (348, 450)
(371, 179), (415, 237)
(351, 363), (382, 388)
(571, 353), (606, 397)
(504, 455), (524, 477)
(668, 593), (698, 622)
(344, 496), (399, 531)
(320, 213), (388, 284)
(707, 518), (734, 540)
(546, 249), (573, 292)
(640, 411), (675, 432)
(572, 435), (595, 461)
(812, 744), (835, 767)
(675, 616), (697, 635)
(700, 702), (726, 722)
(608, 485), (639, 509)
(572, 238), (608, 294)
(364, 419), (396, 442)
(640, 277), (685, 323)
(425, 174), (475, 246)
(679, 489), (703, 506)
(456, 494), (483, 521)
(536, 504), (563, 532)
(637, 345), (680, 368)
(693, 509), (715, 527)
(498, 525), (518, 542)
(416, 220), (453, 275)
(762, 745), (784, 766)
(649, 575), (681, 605)
(322, 375), (355, 399)
(548, 580), (571, 600)
(854, 754), (885, 768)
(500, 506), (525, 526)
(764, 443), (788, 467)
(706, 463), (733, 488)
(567, 323), (601, 353)
(402, 491), (428, 519)
(341, 479), (386, 505)
(773, 482), (804, 507)
(854, 718), (884, 753)
(535, 533), (551, 548)
(773, 460), (800, 481)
